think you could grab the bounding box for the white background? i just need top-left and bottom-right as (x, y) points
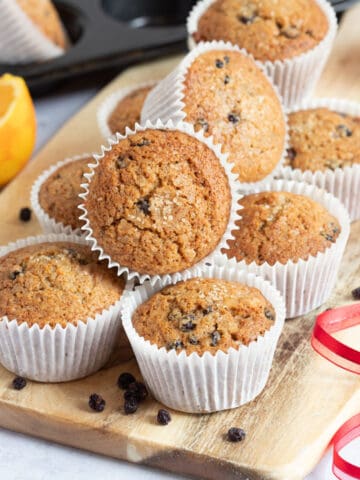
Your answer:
(0, 80), (358, 480)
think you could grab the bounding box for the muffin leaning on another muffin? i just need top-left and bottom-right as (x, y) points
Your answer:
(0, 0), (68, 63)
(97, 82), (157, 139)
(31, 154), (93, 235)
(141, 41), (286, 186)
(278, 98), (360, 221)
(0, 234), (125, 382)
(79, 120), (240, 280)
(122, 266), (285, 413)
(187, 0), (337, 106)
(217, 180), (350, 318)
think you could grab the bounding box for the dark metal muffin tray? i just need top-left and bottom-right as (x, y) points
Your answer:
(0, 0), (197, 94)
(0, 0), (356, 95)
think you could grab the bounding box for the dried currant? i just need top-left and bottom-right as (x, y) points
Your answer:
(157, 409), (171, 425)
(19, 207), (32, 222)
(89, 393), (106, 412)
(227, 427), (246, 442)
(118, 372), (136, 390)
(228, 113), (240, 124)
(124, 397), (138, 414)
(12, 376), (27, 390)
(136, 198), (150, 215)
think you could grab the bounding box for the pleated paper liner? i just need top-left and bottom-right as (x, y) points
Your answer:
(0, 233), (123, 382)
(186, 0), (337, 108)
(0, 0), (65, 63)
(121, 263), (285, 413)
(141, 40), (289, 192)
(79, 119), (242, 284)
(216, 179), (350, 318)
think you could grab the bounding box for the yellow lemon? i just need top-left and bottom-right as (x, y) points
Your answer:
(0, 73), (36, 187)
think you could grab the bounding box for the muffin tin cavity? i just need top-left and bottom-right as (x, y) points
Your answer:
(0, 0), (197, 94)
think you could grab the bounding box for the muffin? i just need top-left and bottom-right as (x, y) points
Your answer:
(108, 85), (154, 135)
(32, 154), (92, 234)
(217, 180), (350, 318)
(191, 0), (328, 62)
(187, 0), (337, 107)
(225, 191), (341, 265)
(0, 0), (68, 63)
(285, 108), (360, 172)
(0, 234), (125, 382)
(16, 0), (68, 49)
(122, 266), (285, 412)
(133, 277), (275, 355)
(278, 99), (360, 221)
(141, 43), (286, 184)
(80, 122), (239, 278)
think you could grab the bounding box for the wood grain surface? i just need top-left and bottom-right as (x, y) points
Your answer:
(0, 5), (359, 480)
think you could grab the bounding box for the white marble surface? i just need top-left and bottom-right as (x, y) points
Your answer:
(0, 83), (358, 480)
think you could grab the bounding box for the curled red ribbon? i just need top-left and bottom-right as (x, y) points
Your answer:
(311, 303), (360, 374)
(311, 303), (360, 479)
(332, 413), (360, 480)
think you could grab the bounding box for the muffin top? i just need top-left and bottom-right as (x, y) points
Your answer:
(183, 49), (285, 183)
(132, 277), (275, 355)
(85, 129), (231, 275)
(224, 191), (341, 265)
(108, 85), (154, 135)
(0, 242), (125, 328)
(286, 108), (360, 172)
(16, 0), (68, 49)
(39, 157), (91, 230)
(193, 0), (328, 62)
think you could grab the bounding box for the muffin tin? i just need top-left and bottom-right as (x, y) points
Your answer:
(0, 0), (355, 94)
(0, 0), (197, 94)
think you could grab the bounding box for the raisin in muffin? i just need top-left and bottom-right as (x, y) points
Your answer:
(38, 156), (92, 230)
(224, 191), (341, 265)
(286, 108), (360, 172)
(16, 0), (68, 49)
(132, 277), (276, 355)
(83, 128), (232, 276)
(0, 242), (125, 327)
(192, 0), (328, 62)
(108, 85), (154, 135)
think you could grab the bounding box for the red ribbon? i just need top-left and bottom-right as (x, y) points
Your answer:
(311, 303), (360, 479)
(311, 303), (360, 374)
(332, 414), (360, 480)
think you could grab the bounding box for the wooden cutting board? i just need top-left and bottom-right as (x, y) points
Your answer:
(0, 5), (360, 480)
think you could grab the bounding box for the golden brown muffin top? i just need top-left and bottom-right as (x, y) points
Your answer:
(108, 86), (154, 135)
(194, 0), (328, 62)
(133, 277), (275, 355)
(183, 49), (285, 182)
(224, 191), (341, 265)
(0, 242), (125, 328)
(39, 157), (91, 230)
(85, 129), (231, 275)
(286, 108), (360, 172)
(16, 0), (68, 49)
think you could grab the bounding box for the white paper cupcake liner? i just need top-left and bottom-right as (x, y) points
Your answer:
(277, 98), (360, 222)
(31, 154), (94, 236)
(216, 179), (350, 318)
(121, 264), (285, 413)
(0, 0), (65, 64)
(0, 233), (123, 382)
(97, 81), (158, 141)
(78, 119), (242, 284)
(186, 0), (337, 108)
(141, 40), (289, 192)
